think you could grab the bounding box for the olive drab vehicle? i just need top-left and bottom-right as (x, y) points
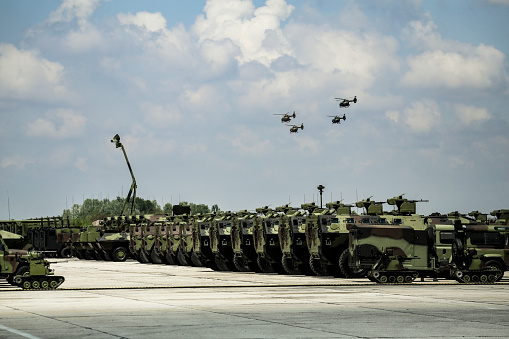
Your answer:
(347, 217), (507, 284)
(277, 204), (310, 275)
(1, 230), (65, 290)
(253, 206), (285, 273)
(191, 213), (217, 269)
(96, 215), (130, 262)
(209, 212), (237, 271)
(230, 211), (260, 272)
(0, 217), (77, 258)
(177, 212), (201, 267)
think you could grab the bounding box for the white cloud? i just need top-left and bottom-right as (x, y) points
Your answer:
(192, 0), (295, 66)
(454, 104), (491, 124)
(218, 125), (272, 154)
(26, 109), (87, 138)
(46, 0), (101, 28)
(117, 11), (167, 32)
(75, 157), (88, 171)
(402, 46), (507, 89)
(395, 99), (441, 133)
(402, 17), (508, 90)
(0, 44), (71, 102)
(1, 155), (35, 170)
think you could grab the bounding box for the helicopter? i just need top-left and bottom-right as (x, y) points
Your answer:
(274, 111), (296, 123)
(285, 123), (304, 133)
(335, 96), (357, 108)
(327, 114), (346, 124)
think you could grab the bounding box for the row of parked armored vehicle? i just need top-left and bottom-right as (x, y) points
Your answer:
(2, 196), (508, 287)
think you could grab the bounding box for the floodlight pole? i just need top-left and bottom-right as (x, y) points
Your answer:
(317, 185), (325, 208)
(111, 134), (137, 216)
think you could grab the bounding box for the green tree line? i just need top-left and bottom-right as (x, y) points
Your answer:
(62, 197), (220, 226)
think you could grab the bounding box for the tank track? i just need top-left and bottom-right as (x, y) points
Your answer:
(451, 267), (502, 284)
(13, 275), (65, 290)
(368, 270), (418, 284)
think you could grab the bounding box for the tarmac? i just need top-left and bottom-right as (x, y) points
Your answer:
(1, 258), (509, 338)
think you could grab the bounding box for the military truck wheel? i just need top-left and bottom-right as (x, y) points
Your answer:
(190, 252), (204, 267)
(112, 247), (128, 262)
(339, 249), (366, 278)
(177, 249), (190, 266)
(485, 260), (504, 281)
(215, 254), (232, 271)
(281, 257), (302, 275)
(165, 252), (177, 265)
(139, 249), (151, 263)
(309, 256), (330, 276)
(233, 255), (251, 272)
(257, 256), (276, 273)
(60, 246), (73, 258)
(150, 248), (164, 264)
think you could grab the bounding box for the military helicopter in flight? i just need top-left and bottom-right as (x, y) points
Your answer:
(286, 123), (304, 133)
(335, 96), (357, 108)
(327, 114), (346, 124)
(274, 111), (296, 123)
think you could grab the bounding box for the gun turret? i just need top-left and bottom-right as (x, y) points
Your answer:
(356, 197), (383, 215)
(386, 194), (428, 215)
(325, 201), (353, 215)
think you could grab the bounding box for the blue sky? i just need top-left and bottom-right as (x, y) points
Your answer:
(1, 0), (508, 219)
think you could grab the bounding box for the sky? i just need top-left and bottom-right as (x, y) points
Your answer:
(1, 0), (508, 220)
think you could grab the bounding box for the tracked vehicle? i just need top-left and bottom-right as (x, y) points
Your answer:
(1, 230), (64, 290)
(348, 219), (506, 284)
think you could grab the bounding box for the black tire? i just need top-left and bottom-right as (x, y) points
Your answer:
(150, 248), (164, 264)
(281, 256), (302, 275)
(190, 251), (204, 267)
(339, 249), (366, 278)
(60, 246), (73, 258)
(165, 251), (178, 265)
(309, 256), (330, 276)
(233, 255), (251, 272)
(214, 254), (232, 271)
(112, 247), (128, 262)
(485, 260), (505, 282)
(257, 256), (276, 273)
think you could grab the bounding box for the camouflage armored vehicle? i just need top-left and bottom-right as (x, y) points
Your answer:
(70, 222), (103, 260)
(230, 210), (260, 272)
(209, 212), (236, 271)
(347, 220), (506, 284)
(1, 230), (65, 290)
(129, 215), (163, 263)
(253, 206), (285, 273)
(277, 204), (310, 275)
(191, 213), (217, 269)
(176, 212), (200, 266)
(95, 215), (130, 262)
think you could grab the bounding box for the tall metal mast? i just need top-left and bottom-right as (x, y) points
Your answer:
(111, 134), (136, 216)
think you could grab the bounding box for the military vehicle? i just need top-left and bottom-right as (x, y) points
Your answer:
(1, 230), (65, 290)
(230, 210), (260, 272)
(276, 204), (310, 275)
(177, 212), (201, 267)
(209, 212), (237, 271)
(191, 213), (218, 269)
(253, 206), (285, 273)
(347, 218), (506, 284)
(0, 217), (76, 258)
(95, 215), (130, 262)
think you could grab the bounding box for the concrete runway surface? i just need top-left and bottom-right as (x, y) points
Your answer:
(1, 258), (509, 338)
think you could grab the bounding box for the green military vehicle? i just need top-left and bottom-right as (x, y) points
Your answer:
(1, 230), (65, 290)
(209, 212), (236, 271)
(95, 215), (130, 262)
(347, 219), (506, 284)
(253, 206), (285, 273)
(191, 213), (218, 269)
(230, 210), (260, 272)
(277, 204), (310, 275)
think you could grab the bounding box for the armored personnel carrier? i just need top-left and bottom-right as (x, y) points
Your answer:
(230, 211), (260, 272)
(277, 204), (310, 275)
(253, 206), (285, 273)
